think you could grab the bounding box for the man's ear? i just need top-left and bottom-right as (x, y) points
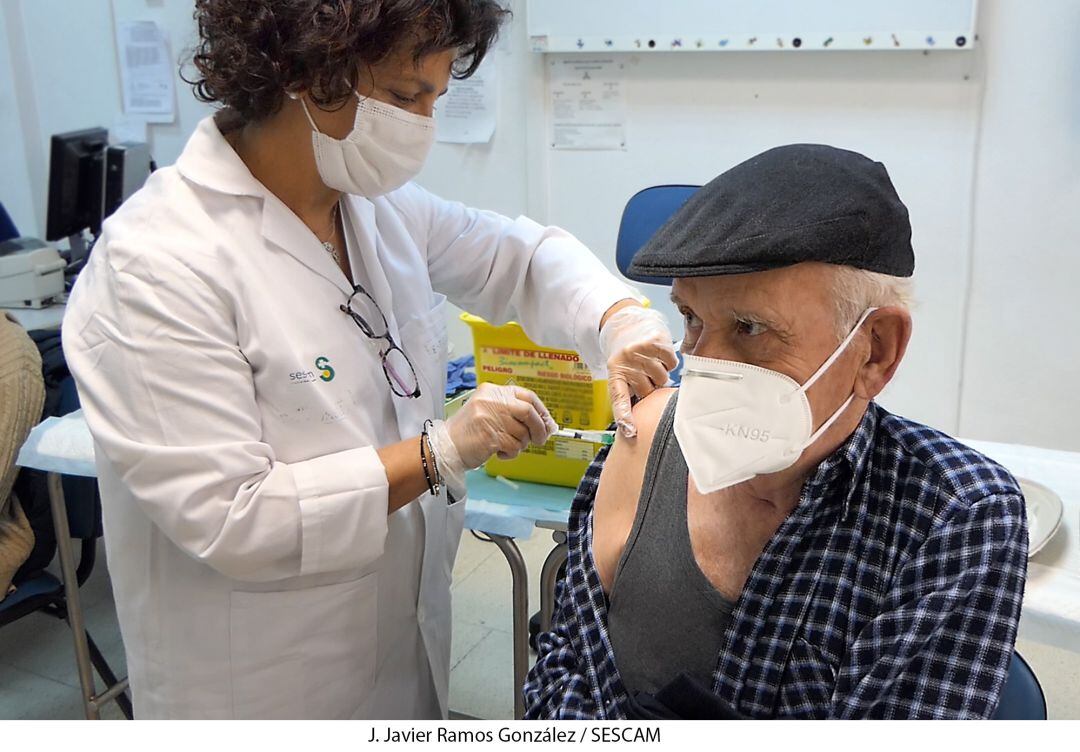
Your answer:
(854, 307), (912, 401)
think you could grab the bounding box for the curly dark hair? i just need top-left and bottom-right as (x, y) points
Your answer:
(184, 0), (509, 123)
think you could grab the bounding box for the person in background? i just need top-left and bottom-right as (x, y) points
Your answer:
(63, 0), (674, 719)
(0, 314), (44, 600)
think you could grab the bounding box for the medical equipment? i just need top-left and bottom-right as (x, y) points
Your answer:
(553, 427), (615, 446)
(462, 313), (614, 487)
(0, 237), (66, 309)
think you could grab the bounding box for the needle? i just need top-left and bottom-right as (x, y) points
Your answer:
(553, 428), (616, 446)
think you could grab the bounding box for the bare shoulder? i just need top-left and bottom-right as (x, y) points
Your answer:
(626, 387), (678, 442)
(593, 388), (676, 591)
(603, 388), (676, 471)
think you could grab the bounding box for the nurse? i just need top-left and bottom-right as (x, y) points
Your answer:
(62, 0), (675, 720)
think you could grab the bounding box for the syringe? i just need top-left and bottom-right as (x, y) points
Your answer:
(503, 377), (617, 446)
(552, 428), (616, 446)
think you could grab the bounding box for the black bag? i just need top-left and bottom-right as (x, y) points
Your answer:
(12, 330), (101, 585)
(624, 672), (746, 720)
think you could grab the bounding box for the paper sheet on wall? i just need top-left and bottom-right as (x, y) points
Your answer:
(111, 115), (148, 144)
(436, 56), (498, 144)
(115, 20), (176, 124)
(549, 58), (626, 150)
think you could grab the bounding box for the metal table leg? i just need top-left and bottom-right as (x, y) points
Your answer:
(487, 533), (529, 720)
(47, 473), (130, 720)
(47, 473), (99, 720)
(539, 531), (568, 634)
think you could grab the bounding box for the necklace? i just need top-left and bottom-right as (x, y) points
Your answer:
(318, 204), (342, 266)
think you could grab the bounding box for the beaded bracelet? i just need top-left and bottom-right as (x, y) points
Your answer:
(420, 420), (441, 497)
(430, 430), (444, 493)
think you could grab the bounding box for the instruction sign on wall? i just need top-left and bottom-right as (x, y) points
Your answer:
(114, 20), (176, 123)
(549, 58), (627, 151)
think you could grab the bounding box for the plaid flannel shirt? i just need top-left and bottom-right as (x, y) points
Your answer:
(524, 402), (1028, 719)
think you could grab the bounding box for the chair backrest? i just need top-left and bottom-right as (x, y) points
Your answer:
(992, 651), (1047, 720)
(0, 202), (18, 243)
(615, 185), (699, 285)
(615, 185), (701, 384)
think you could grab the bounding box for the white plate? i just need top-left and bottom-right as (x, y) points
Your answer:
(1018, 478), (1064, 557)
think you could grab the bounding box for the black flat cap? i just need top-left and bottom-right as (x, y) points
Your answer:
(628, 144), (914, 279)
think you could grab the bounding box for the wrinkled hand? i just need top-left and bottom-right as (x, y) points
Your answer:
(599, 306), (678, 438)
(427, 382), (558, 496)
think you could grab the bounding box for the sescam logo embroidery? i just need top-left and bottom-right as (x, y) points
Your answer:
(719, 424), (771, 442)
(315, 356), (335, 382)
(289, 357), (335, 385)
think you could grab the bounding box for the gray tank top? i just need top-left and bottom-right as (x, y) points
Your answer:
(606, 393), (734, 696)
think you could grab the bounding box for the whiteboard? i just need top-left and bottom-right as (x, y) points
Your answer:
(527, 0), (978, 53)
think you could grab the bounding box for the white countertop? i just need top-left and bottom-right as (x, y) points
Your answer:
(2, 301), (66, 330)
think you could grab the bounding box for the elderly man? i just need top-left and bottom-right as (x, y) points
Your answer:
(524, 144), (1028, 719)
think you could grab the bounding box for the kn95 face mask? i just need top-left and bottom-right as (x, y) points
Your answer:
(674, 308), (876, 493)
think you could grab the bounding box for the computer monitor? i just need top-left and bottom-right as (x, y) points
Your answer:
(45, 127), (108, 244)
(104, 142), (153, 220)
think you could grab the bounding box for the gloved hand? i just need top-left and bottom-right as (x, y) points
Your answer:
(599, 305), (678, 438)
(427, 382), (558, 498)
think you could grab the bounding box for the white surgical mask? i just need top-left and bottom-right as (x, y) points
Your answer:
(674, 308), (876, 494)
(296, 91), (435, 197)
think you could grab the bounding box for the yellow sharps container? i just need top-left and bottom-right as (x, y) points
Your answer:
(460, 313), (611, 488)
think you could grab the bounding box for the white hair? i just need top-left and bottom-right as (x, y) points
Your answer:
(830, 266), (913, 340)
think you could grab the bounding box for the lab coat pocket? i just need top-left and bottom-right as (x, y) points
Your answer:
(399, 293), (448, 410)
(419, 490), (466, 585)
(443, 492), (466, 581)
(229, 572), (378, 719)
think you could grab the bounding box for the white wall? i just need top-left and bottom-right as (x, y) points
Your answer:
(1, 0), (1076, 450)
(415, 1), (542, 359)
(959, 0), (1080, 450)
(1, 0), (213, 238)
(435, 0), (1080, 451)
(539, 50), (981, 434)
(0, 2), (39, 234)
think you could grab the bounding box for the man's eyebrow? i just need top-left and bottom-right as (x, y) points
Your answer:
(731, 308), (795, 341)
(669, 292), (686, 307)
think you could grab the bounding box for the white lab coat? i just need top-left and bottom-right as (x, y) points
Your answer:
(62, 116), (631, 719)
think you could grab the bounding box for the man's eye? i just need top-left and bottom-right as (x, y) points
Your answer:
(391, 91), (416, 104)
(682, 310), (702, 329)
(735, 319), (767, 337)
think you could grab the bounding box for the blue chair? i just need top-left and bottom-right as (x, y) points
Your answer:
(992, 651), (1046, 720)
(0, 201), (19, 242)
(615, 185), (701, 384)
(615, 185), (699, 284)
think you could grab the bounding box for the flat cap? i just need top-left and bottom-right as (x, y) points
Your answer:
(628, 144), (914, 279)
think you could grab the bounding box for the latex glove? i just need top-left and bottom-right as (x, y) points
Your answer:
(427, 382), (558, 497)
(599, 306), (678, 438)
